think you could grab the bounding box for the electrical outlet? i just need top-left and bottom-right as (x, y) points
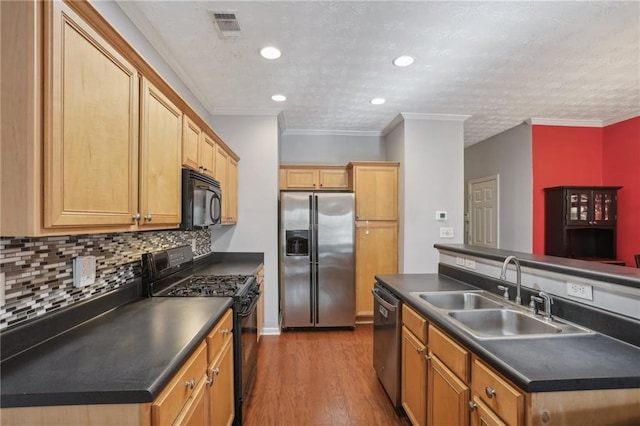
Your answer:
(0, 272), (5, 307)
(567, 282), (593, 300)
(464, 259), (476, 269)
(73, 256), (96, 288)
(455, 257), (465, 266)
(439, 227), (454, 238)
(191, 239), (197, 253)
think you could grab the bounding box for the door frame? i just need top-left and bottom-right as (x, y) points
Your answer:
(467, 175), (500, 248)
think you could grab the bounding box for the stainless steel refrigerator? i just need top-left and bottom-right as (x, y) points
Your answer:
(280, 191), (355, 328)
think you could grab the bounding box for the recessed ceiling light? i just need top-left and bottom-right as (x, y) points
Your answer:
(260, 46), (281, 60)
(370, 98), (386, 105)
(392, 55), (414, 67)
(271, 94), (287, 102)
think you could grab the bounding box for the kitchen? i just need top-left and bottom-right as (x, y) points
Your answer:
(1, 0), (639, 425)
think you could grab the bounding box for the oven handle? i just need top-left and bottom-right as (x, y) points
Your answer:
(238, 290), (262, 317)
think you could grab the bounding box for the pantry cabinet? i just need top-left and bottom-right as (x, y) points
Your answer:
(350, 162), (399, 320)
(44, 0), (140, 228)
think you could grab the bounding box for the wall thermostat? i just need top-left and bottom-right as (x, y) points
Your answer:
(436, 211), (447, 221)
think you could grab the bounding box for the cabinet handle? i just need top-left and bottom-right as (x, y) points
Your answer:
(132, 213), (140, 221)
(425, 354), (431, 361)
(469, 401), (477, 411)
(206, 378), (213, 387)
(221, 328), (231, 335)
(485, 386), (497, 399)
(416, 347), (424, 354)
(213, 367), (220, 376)
(185, 379), (196, 389)
(144, 214), (152, 221)
(202, 167), (207, 171)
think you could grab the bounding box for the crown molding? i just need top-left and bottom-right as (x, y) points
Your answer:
(602, 111), (640, 127)
(211, 108), (282, 117)
(115, 1), (215, 113)
(283, 129), (381, 137)
(527, 118), (603, 127)
(381, 112), (472, 136)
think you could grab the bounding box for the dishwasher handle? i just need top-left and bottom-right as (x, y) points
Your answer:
(372, 287), (398, 312)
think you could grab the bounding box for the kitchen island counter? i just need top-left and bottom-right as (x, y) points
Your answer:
(376, 273), (640, 393)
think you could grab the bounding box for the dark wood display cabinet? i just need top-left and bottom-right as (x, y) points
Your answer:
(544, 186), (623, 265)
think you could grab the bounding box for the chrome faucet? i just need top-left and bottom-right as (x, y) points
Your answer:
(538, 291), (553, 321)
(500, 255), (522, 304)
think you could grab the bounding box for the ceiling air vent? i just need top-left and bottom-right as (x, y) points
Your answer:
(209, 11), (242, 38)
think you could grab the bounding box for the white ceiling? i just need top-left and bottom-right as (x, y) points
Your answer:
(117, 1), (640, 146)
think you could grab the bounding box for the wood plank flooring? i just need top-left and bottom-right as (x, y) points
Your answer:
(244, 325), (410, 425)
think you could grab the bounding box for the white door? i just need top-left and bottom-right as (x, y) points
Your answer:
(468, 176), (499, 248)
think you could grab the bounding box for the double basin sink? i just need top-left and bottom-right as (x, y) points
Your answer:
(409, 290), (592, 340)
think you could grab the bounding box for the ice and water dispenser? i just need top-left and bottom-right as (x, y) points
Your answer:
(285, 230), (309, 256)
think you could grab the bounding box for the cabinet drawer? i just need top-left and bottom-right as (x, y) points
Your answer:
(428, 325), (469, 382)
(207, 309), (233, 364)
(402, 304), (427, 343)
(472, 358), (523, 426)
(152, 342), (207, 426)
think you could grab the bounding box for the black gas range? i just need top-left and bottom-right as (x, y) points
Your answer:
(141, 246), (260, 426)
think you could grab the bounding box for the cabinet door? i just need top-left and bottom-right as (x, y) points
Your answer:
(355, 221), (398, 317)
(174, 376), (207, 426)
(318, 168), (348, 189)
(182, 116), (201, 171)
(226, 158), (238, 224)
(207, 338), (235, 426)
(402, 326), (427, 426)
(256, 267), (265, 342)
(591, 190), (617, 225)
(215, 145), (229, 218)
(565, 189), (592, 226)
(139, 78), (182, 228)
(200, 133), (216, 178)
(471, 396), (507, 426)
(353, 165), (398, 220)
(427, 355), (469, 426)
(45, 1), (139, 228)
(284, 168), (318, 189)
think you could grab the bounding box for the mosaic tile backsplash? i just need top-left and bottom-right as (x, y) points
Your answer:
(0, 229), (213, 330)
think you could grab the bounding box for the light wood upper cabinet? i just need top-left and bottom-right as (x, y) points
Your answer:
(215, 146), (238, 225)
(44, 0), (139, 228)
(355, 220), (398, 317)
(182, 116), (216, 179)
(349, 162), (399, 221)
(279, 165), (349, 190)
(139, 78), (182, 228)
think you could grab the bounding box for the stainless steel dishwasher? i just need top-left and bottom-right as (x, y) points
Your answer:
(372, 282), (402, 407)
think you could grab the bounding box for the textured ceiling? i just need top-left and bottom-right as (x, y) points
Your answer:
(117, 1), (640, 146)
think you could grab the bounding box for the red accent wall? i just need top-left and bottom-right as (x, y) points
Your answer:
(531, 126), (603, 254)
(603, 117), (640, 267)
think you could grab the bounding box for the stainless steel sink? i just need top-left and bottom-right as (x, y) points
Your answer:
(447, 309), (591, 339)
(415, 291), (504, 310)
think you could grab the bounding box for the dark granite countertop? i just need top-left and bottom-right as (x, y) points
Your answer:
(376, 273), (640, 393)
(0, 251), (265, 408)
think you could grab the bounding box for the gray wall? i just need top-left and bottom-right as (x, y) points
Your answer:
(384, 115), (466, 273)
(464, 123), (533, 252)
(280, 133), (386, 164)
(209, 115), (280, 334)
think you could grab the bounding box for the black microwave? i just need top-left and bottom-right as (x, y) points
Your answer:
(181, 169), (222, 230)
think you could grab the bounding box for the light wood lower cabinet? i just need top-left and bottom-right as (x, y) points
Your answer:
(207, 337), (234, 426)
(256, 267), (265, 342)
(401, 305), (428, 426)
(355, 220), (398, 318)
(471, 395), (506, 426)
(428, 354), (469, 426)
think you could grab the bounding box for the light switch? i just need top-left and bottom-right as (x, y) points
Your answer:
(439, 227), (454, 238)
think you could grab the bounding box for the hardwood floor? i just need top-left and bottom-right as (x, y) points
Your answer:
(244, 325), (410, 426)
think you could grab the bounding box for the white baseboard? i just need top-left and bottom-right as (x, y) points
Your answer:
(261, 327), (281, 336)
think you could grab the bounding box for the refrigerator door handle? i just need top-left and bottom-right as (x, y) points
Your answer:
(314, 194), (320, 324)
(308, 194), (314, 323)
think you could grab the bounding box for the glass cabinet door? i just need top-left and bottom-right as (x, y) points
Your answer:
(592, 190), (616, 224)
(566, 190), (592, 225)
